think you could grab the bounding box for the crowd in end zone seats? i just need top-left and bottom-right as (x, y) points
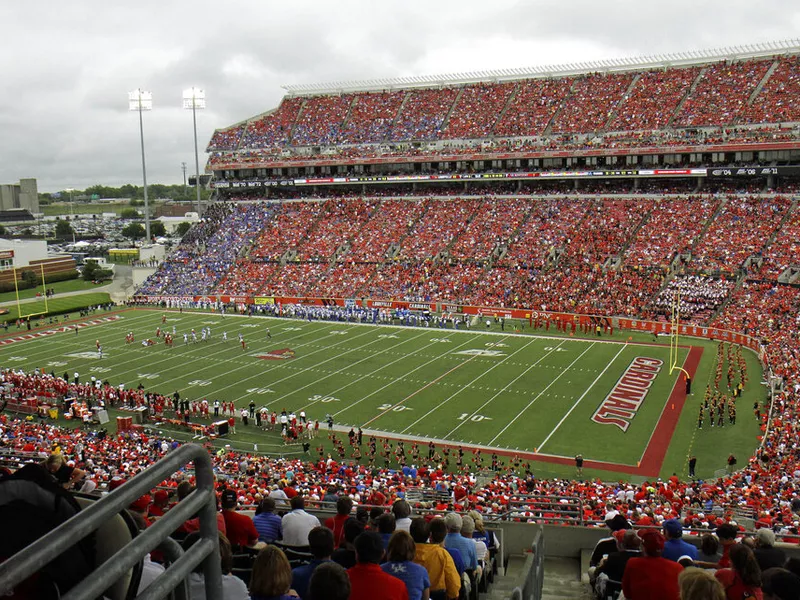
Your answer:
(690, 195), (792, 275)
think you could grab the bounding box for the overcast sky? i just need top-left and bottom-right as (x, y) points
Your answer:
(1, 1), (799, 192)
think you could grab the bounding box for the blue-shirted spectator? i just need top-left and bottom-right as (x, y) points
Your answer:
(253, 497), (282, 543)
(661, 518), (698, 562)
(443, 512), (477, 571)
(381, 531), (431, 600)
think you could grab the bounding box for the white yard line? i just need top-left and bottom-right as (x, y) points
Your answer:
(330, 334), (482, 419)
(536, 343), (628, 452)
(183, 326), (387, 400)
(259, 328), (432, 406)
(300, 331), (465, 412)
(487, 342), (597, 446)
(399, 335), (535, 434)
(444, 340), (568, 439)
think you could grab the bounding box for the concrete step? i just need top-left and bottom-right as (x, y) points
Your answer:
(541, 557), (593, 600)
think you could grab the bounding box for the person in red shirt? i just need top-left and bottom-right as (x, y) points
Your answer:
(622, 530), (683, 600)
(220, 489), (259, 549)
(325, 496), (354, 548)
(348, 531), (406, 600)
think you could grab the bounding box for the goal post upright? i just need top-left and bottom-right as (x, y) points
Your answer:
(669, 289), (690, 379)
(13, 263), (49, 320)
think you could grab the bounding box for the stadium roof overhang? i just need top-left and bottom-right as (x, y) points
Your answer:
(281, 39), (800, 96)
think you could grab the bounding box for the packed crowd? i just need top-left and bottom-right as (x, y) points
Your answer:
(442, 82), (516, 140)
(690, 195), (792, 275)
(551, 72), (636, 134)
(740, 55), (800, 125)
(213, 55), (798, 156)
(338, 91), (405, 145)
(673, 59), (773, 127)
(607, 67), (701, 132)
(653, 276), (736, 321)
(140, 195), (799, 327)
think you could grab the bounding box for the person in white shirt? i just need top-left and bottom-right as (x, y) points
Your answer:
(182, 532), (249, 600)
(269, 484), (289, 508)
(281, 495), (320, 546)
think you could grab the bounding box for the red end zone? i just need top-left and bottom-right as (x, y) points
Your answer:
(492, 345), (704, 476)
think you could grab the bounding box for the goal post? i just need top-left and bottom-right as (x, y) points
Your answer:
(669, 289), (690, 379)
(13, 263), (49, 320)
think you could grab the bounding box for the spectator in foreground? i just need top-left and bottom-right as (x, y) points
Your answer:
(753, 529), (786, 573)
(622, 530), (683, 600)
(183, 532), (249, 600)
(281, 495), (320, 546)
(678, 567), (725, 600)
(381, 530), (431, 600)
(324, 496), (353, 548)
(250, 545), (299, 600)
(696, 534), (722, 566)
(411, 517), (460, 600)
(761, 567), (800, 600)
(714, 544), (762, 600)
(331, 517), (364, 569)
(291, 527), (334, 600)
(392, 499), (413, 532)
(306, 562), (350, 600)
(662, 519), (698, 562)
(431, 517), (464, 575)
(376, 513), (397, 548)
(253, 497), (282, 543)
(347, 531), (407, 600)
(220, 489), (260, 549)
(592, 530), (641, 598)
(443, 512), (477, 572)
(716, 524), (739, 568)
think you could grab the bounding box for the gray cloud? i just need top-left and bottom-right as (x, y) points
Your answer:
(0, 0), (798, 191)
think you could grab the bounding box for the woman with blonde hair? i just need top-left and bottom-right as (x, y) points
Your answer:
(679, 567), (725, 600)
(249, 545), (298, 600)
(468, 510), (499, 553)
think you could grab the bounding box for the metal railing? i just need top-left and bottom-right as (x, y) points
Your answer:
(0, 443), (222, 600)
(510, 528), (544, 600)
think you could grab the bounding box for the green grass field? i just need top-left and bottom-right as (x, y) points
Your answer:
(0, 278), (100, 304)
(0, 293), (112, 323)
(0, 308), (765, 481)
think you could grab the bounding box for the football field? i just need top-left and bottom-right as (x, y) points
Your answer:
(0, 308), (764, 479)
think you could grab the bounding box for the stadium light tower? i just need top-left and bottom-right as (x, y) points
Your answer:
(128, 89), (152, 240)
(182, 87), (205, 214)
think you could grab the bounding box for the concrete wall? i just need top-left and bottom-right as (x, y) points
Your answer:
(0, 184), (18, 210)
(133, 266), (157, 287)
(301, 508), (800, 564)
(18, 179), (39, 213)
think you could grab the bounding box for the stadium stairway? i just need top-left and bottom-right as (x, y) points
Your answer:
(481, 556), (592, 600)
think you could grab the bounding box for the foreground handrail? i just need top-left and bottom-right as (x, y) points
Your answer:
(0, 443), (222, 600)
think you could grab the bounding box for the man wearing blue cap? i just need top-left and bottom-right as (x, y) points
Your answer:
(661, 518), (698, 562)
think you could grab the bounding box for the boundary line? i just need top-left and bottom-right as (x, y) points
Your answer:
(536, 343), (628, 452)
